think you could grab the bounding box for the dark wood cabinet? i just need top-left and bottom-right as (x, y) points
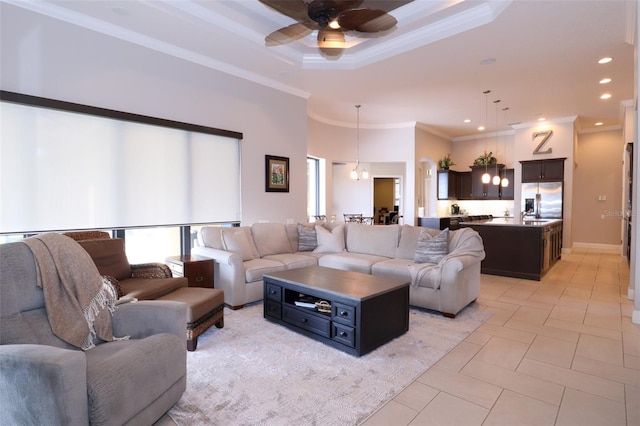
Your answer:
(521, 159), (565, 182)
(456, 171), (472, 200)
(470, 165), (503, 199)
(500, 169), (515, 200)
(437, 170), (458, 200)
(165, 254), (214, 288)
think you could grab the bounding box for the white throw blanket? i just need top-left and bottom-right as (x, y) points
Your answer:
(23, 233), (126, 350)
(408, 228), (485, 289)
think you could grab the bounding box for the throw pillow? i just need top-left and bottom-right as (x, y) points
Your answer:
(221, 229), (255, 261)
(297, 223), (317, 251)
(313, 224), (345, 253)
(414, 228), (449, 264)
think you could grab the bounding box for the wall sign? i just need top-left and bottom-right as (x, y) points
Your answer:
(532, 130), (553, 155)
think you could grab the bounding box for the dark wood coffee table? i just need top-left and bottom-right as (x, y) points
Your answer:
(263, 266), (409, 356)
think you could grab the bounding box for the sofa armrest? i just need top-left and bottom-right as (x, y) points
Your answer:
(131, 263), (172, 278)
(0, 344), (88, 425)
(192, 246), (248, 307)
(112, 300), (187, 340)
(439, 252), (485, 272)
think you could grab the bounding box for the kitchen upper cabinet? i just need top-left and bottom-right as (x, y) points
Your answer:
(470, 165), (503, 199)
(500, 169), (515, 200)
(437, 170), (458, 200)
(456, 172), (472, 200)
(520, 158), (565, 182)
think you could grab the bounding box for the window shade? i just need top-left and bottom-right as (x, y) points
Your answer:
(0, 95), (242, 234)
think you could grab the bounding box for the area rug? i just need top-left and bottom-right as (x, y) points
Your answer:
(168, 302), (491, 426)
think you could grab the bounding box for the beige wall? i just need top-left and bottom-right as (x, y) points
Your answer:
(573, 130), (624, 246)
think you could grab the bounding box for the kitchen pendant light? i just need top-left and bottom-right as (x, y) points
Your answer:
(492, 99), (501, 185)
(501, 107), (510, 188)
(481, 90), (491, 184)
(350, 105), (368, 180)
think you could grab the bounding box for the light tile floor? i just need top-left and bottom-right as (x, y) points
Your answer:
(362, 248), (640, 426)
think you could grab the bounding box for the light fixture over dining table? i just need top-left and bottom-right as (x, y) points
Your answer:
(350, 104), (368, 180)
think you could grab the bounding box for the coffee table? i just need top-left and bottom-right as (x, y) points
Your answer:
(263, 266), (409, 356)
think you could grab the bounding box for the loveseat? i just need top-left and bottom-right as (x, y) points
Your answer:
(0, 237), (187, 425)
(192, 222), (485, 317)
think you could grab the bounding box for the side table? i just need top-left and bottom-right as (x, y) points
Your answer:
(165, 254), (214, 288)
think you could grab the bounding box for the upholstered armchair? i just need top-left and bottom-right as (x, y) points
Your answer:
(0, 240), (188, 425)
(71, 236), (188, 300)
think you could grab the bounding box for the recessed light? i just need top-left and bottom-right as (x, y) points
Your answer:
(600, 93), (612, 100)
(598, 57), (613, 64)
(595, 122), (604, 126)
(599, 78), (612, 84)
(478, 125), (485, 131)
(537, 117), (546, 122)
(464, 119), (471, 123)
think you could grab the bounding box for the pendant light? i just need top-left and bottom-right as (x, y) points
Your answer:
(350, 105), (368, 180)
(492, 99), (501, 185)
(501, 107), (510, 187)
(481, 90), (491, 184)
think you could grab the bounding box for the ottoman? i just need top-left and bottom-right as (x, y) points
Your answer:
(158, 287), (224, 351)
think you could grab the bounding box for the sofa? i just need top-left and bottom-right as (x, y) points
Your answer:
(192, 222), (485, 317)
(0, 238), (187, 425)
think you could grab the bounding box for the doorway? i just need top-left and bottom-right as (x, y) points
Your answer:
(373, 177), (401, 224)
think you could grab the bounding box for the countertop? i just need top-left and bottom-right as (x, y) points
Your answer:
(460, 217), (563, 227)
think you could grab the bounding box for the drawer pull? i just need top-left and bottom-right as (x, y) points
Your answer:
(270, 290), (276, 295)
(301, 318), (308, 323)
(339, 331), (347, 337)
(340, 311), (348, 316)
(195, 276), (203, 282)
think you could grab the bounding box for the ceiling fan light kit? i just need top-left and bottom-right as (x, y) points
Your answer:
(259, 0), (406, 55)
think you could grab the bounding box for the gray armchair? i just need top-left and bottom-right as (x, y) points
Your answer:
(0, 241), (187, 425)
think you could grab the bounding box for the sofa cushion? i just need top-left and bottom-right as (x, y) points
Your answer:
(243, 258), (287, 283)
(313, 224), (345, 253)
(297, 223), (317, 251)
(251, 223), (292, 257)
(414, 228), (449, 264)
(221, 228), (256, 261)
(119, 277), (187, 300)
(263, 253), (318, 269)
(346, 223), (399, 258)
(318, 252), (389, 274)
(396, 225), (441, 260)
(198, 226), (224, 250)
(77, 238), (132, 281)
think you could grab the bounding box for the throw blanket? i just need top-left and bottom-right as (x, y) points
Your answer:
(408, 228), (485, 289)
(23, 233), (125, 350)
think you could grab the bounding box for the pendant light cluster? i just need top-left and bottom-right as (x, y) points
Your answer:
(350, 104), (368, 180)
(501, 107), (510, 188)
(479, 90), (509, 188)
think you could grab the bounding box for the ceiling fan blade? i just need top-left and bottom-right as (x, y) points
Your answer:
(317, 28), (346, 49)
(338, 9), (397, 32)
(266, 23), (313, 46)
(259, 0), (309, 22)
(334, 0), (365, 12)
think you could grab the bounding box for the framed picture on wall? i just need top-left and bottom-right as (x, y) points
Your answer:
(265, 155), (289, 192)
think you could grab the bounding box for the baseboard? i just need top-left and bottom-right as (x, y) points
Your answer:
(570, 242), (622, 253)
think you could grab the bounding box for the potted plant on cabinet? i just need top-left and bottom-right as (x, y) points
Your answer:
(473, 151), (497, 166)
(438, 154), (455, 170)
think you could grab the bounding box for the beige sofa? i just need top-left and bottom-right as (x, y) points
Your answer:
(193, 222), (485, 317)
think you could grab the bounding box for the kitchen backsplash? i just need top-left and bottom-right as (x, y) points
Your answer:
(436, 200), (515, 218)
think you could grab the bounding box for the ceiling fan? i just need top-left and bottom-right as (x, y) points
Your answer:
(259, 0), (412, 57)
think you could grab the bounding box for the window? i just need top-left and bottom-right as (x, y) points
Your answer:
(307, 157), (320, 219)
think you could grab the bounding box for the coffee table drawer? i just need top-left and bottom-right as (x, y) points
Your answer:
(332, 302), (355, 327)
(332, 323), (355, 348)
(265, 300), (281, 319)
(283, 305), (330, 337)
(266, 283), (282, 301)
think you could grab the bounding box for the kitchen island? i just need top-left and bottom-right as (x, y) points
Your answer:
(459, 217), (563, 280)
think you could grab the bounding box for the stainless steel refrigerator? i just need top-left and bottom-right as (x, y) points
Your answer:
(521, 182), (563, 219)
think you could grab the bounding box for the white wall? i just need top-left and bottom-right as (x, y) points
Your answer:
(308, 117), (415, 223)
(0, 5), (309, 226)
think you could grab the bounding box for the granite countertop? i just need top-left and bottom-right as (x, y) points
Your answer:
(461, 217), (563, 227)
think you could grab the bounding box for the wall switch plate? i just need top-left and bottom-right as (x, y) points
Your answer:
(598, 195), (607, 201)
